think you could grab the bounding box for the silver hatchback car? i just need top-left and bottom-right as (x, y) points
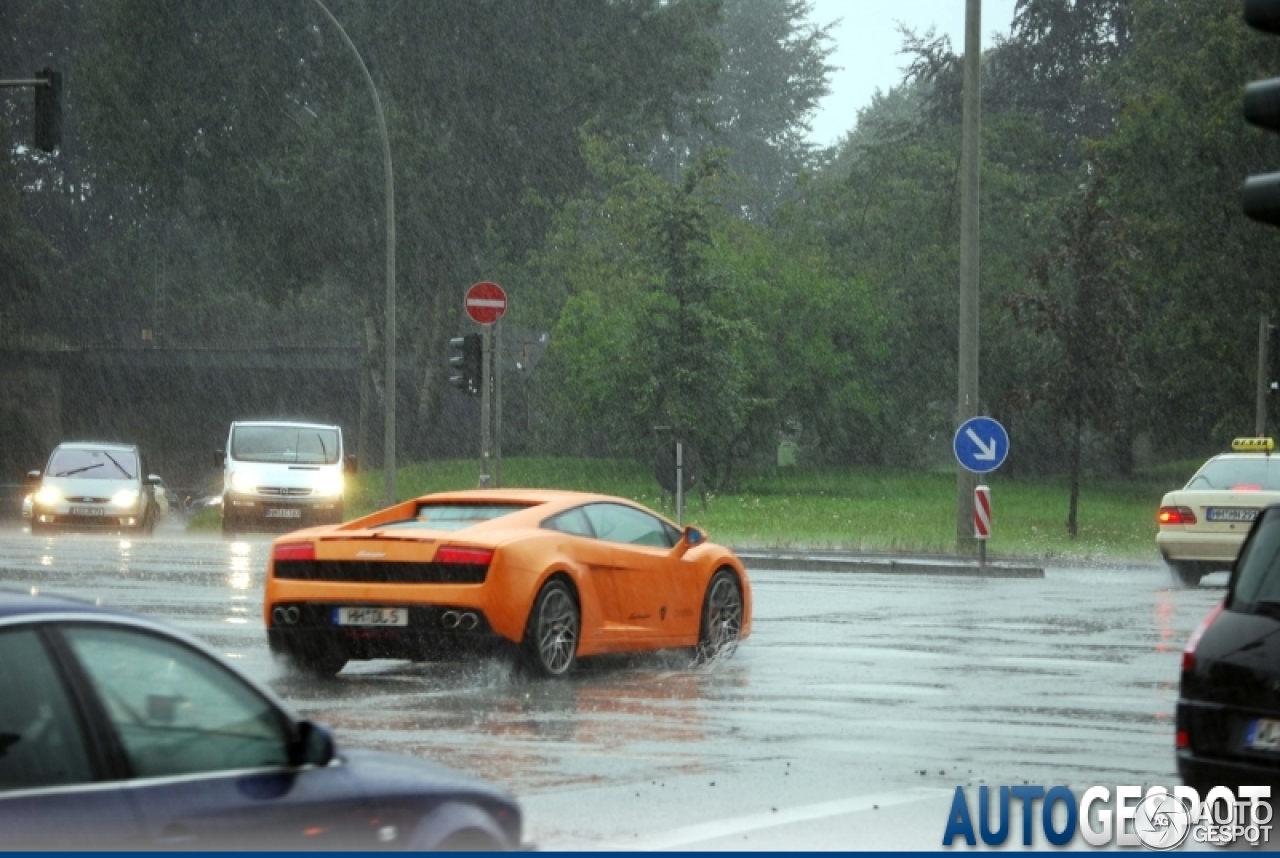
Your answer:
(26, 441), (164, 534)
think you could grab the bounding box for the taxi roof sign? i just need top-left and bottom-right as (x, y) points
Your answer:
(1232, 437), (1275, 452)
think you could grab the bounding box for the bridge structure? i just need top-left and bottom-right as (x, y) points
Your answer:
(0, 343), (390, 494)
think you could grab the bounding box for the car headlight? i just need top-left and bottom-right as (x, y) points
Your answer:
(230, 471), (259, 493)
(112, 489), (140, 508)
(34, 486), (61, 506)
(314, 471), (345, 497)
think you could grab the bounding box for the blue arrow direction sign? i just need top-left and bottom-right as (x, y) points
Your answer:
(953, 416), (1009, 474)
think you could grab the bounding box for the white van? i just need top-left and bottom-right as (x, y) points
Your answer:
(217, 421), (353, 535)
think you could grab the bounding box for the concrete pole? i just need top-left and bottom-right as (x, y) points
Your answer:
(1258, 313), (1271, 437)
(956, 0), (982, 546)
(312, 0), (397, 506)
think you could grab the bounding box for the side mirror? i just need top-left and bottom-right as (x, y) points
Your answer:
(684, 526), (706, 547)
(344, 455), (358, 475)
(25, 470), (41, 483)
(213, 449), (224, 469)
(145, 474), (161, 486)
(288, 719), (336, 768)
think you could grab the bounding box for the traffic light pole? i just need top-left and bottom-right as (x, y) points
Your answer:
(495, 320), (503, 489)
(479, 325), (493, 488)
(1259, 313), (1271, 438)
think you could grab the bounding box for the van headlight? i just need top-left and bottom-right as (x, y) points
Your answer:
(230, 471), (259, 493)
(314, 471), (344, 497)
(112, 489), (140, 508)
(34, 486), (61, 506)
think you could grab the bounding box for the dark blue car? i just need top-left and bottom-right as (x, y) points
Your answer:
(0, 592), (525, 850)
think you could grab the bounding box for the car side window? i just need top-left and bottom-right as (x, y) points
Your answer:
(543, 507), (595, 538)
(62, 626), (291, 779)
(0, 628), (93, 791)
(582, 503), (675, 548)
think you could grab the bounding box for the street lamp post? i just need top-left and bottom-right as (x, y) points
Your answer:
(312, 0), (397, 506)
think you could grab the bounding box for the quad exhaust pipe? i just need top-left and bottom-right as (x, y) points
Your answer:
(440, 610), (479, 631)
(271, 605), (301, 626)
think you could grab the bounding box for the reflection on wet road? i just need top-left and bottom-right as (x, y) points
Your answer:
(0, 526), (1222, 849)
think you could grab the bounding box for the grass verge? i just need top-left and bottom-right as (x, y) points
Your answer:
(339, 458), (1182, 563)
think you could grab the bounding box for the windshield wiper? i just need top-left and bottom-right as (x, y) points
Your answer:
(315, 432), (328, 462)
(55, 463), (103, 477)
(102, 452), (134, 478)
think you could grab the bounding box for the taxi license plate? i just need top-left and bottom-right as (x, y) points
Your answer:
(1246, 718), (1280, 751)
(69, 506), (105, 516)
(333, 607), (407, 627)
(1207, 507), (1259, 523)
(265, 508), (302, 519)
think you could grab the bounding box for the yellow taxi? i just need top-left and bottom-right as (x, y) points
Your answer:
(1157, 437), (1280, 586)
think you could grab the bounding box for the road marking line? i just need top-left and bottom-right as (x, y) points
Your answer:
(617, 787), (949, 850)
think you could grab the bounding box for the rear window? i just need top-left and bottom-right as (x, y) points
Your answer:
(380, 503), (530, 532)
(1232, 507), (1280, 606)
(231, 425), (340, 465)
(47, 447), (137, 479)
(1186, 457), (1280, 491)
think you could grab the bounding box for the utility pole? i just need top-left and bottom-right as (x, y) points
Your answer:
(955, 0), (983, 547)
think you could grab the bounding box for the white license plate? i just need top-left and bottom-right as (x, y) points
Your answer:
(333, 607), (408, 627)
(69, 506), (105, 516)
(265, 508), (302, 519)
(1208, 507), (1259, 523)
(1246, 718), (1280, 751)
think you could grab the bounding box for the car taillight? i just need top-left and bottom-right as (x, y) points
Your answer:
(435, 545), (493, 565)
(1182, 600), (1225, 673)
(273, 541), (315, 562)
(1158, 506), (1197, 525)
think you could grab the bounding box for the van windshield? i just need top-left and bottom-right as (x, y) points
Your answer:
(231, 426), (340, 465)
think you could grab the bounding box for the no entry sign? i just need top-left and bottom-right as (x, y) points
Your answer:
(465, 281), (507, 325)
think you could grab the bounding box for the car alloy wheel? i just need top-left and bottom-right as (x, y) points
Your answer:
(698, 569), (742, 661)
(525, 580), (579, 678)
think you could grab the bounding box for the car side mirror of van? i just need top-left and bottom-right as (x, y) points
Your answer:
(145, 474), (161, 486)
(214, 449), (224, 469)
(344, 455), (358, 475)
(25, 470), (41, 484)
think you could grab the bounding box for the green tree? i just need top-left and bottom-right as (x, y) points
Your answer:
(1006, 170), (1138, 536)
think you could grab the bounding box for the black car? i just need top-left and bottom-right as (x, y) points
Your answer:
(1178, 503), (1280, 792)
(0, 592), (525, 850)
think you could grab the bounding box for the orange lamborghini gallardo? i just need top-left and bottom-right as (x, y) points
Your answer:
(263, 489), (751, 678)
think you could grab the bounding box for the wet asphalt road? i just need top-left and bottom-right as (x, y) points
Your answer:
(0, 520), (1229, 850)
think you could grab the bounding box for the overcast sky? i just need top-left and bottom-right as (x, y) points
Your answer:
(803, 0), (1020, 147)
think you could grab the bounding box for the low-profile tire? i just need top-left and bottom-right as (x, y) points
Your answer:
(521, 579), (579, 679)
(697, 569), (743, 662)
(30, 519), (50, 536)
(1169, 561), (1204, 588)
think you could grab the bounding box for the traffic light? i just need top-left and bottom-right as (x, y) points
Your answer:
(448, 334), (481, 396)
(33, 68), (61, 153)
